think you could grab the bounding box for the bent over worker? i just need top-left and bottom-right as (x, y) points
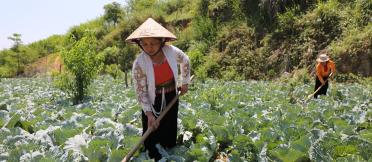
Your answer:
(314, 53), (336, 98)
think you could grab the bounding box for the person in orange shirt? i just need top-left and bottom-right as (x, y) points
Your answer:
(314, 53), (336, 98)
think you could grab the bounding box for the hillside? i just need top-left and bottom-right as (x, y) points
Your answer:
(0, 0), (371, 79)
(23, 53), (62, 77)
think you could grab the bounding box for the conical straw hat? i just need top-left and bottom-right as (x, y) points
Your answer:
(126, 18), (177, 43)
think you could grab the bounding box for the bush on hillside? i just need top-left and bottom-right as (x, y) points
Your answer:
(0, 67), (16, 78)
(214, 23), (263, 80)
(187, 42), (207, 74)
(346, 0), (372, 28)
(196, 50), (221, 81)
(334, 73), (362, 83)
(102, 46), (120, 65)
(297, 0), (342, 52)
(208, 0), (244, 23)
(330, 24), (372, 76)
(190, 16), (217, 47)
(263, 0), (348, 77)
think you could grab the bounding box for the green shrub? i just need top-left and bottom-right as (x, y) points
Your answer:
(334, 73), (362, 83)
(0, 66), (16, 78)
(53, 71), (74, 98)
(60, 31), (104, 104)
(213, 23), (263, 80)
(187, 42), (207, 73)
(195, 51), (221, 81)
(222, 66), (243, 81)
(330, 24), (372, 76)
(277, 6), (300, 36)
(291, 68), (311, 85)
(298, 0), (342, 49)
(102, 46), (120, 65)
(105, 64), (123, 79)
(350, 0), (372, 28)
(208, 0), (244, 23)
(190, 16), (217, 46)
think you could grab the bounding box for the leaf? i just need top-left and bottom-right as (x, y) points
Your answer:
(334, 154), (368, 162)
(185, 145), (210, 161)
(52, 128), (82, 146)
(5, 113), (21, 128)
(329, 117), (355, 135)
(122, 136), (141, 152)
(231, 134), (258, 160)
(332, 145), (358, 157)
(269, 147), (306, 162)
(19, 120), (35, 134)
(63, 134), (88, 154)
(82, 138), (111, 162)
(211, 125), (232, 148)
(359, 129), (372, 143)
(108, 149), (126, 162)
(291, 133), (312, 153)
(81, 107), (96, 116)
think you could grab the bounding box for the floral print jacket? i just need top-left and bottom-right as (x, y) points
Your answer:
(132, 45), (190, 112)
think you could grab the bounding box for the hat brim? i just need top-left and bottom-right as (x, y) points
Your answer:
(126, 36), (177, 44)
(125, 18), (177, 44)
(316, 58), (330, 62)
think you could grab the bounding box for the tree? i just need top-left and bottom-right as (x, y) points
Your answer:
(29, 34), (64, 57)
(103, 2), (124, 27)
(7, 33), (22, 75)
(102, 46), (123, 79)
(102, 45), (136, 87)
(0, 50), (18, 77)
(60, 31), (104, 104)
(118, 46), (136, 88)
(0, 51), (5, 66)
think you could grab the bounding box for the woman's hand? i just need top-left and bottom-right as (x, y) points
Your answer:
(146, 112), (159, 130)
(180, 84), (188, 95)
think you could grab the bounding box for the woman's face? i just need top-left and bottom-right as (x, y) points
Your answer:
(321, 62), (327, 66)
(139, 38), (162, 55)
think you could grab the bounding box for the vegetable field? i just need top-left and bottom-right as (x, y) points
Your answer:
(0, 76), (371, 161)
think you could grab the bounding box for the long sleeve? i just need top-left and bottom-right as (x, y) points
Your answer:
(316, 63), (325, 84)
(132, 60), (152, 112)
(173, 47), (191, 85)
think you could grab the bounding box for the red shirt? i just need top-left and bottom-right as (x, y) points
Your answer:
(153, 59), (174, 85)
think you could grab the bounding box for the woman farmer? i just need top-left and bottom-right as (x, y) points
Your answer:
(314, 53), (336, 98)
(127, 18), (191, 160)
